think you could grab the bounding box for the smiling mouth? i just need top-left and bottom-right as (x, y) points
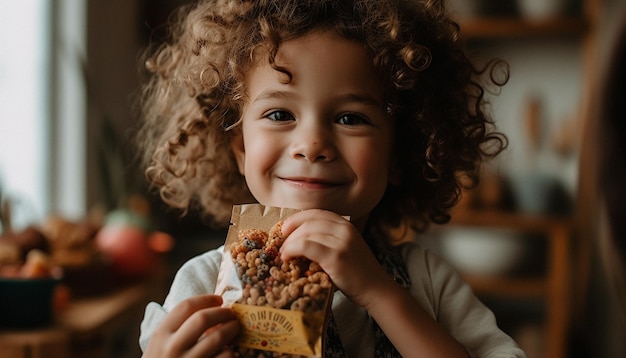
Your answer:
(281, 177), (342, 189)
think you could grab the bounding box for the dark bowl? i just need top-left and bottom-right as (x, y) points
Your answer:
(0, 276), (62, 328)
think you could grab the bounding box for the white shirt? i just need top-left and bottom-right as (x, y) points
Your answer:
(139, 242), (527, 357)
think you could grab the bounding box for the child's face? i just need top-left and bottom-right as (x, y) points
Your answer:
(232, 31), (394, 225)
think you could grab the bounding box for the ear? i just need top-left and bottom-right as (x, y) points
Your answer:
(230, 131), (246, 175)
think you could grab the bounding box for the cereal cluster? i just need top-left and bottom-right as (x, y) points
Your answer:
(229, 221), (332, 312)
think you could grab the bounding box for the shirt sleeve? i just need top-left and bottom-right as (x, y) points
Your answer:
(402, 243), (528, 358)
(139, 247), (224, 352)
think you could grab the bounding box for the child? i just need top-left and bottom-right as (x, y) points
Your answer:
(137, 0), (526, 357)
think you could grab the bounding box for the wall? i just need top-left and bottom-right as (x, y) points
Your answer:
(86, 0), (143, 212)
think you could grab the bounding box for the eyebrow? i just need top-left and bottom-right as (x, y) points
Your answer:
(252, 90), (384, 110)
(251, 90), (297, 103)
(339, 93), (384, 110)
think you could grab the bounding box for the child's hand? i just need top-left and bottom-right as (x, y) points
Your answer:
(143, 294), (240, 358)
(280, 209), (393, 309)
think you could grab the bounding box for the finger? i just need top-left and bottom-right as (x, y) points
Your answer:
(282, 209), (346, 236)
(282, 218), (353, 254)
(162, 295), (224, 333)
(172, 306), (238, 351)
(281, 234), (331, 262)
(190, 320), (240, 357)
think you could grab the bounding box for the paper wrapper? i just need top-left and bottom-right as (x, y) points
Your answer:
(216, 204), (335, 357)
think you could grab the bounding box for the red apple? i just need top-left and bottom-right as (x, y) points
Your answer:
(94, 214), (156, 278)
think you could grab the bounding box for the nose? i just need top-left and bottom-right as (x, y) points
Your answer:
(290, 122), (336, 162)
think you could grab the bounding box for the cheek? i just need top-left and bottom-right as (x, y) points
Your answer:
(243, 137), (269, 169)
(348, 145), (390, 188)
(240, 127), (281, 183)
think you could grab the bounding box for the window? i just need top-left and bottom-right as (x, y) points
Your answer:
(0, 1), (50, 229)
(0, 0), (86, 231)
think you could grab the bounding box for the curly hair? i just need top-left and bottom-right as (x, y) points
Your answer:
(136, 0), (508, 235)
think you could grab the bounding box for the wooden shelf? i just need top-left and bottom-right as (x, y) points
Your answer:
(459, 17), (590, 39)
(445, 1), (600, 356)
(0, 281), (155, 358)
(59, 282), (151, 334)
(442, 209), (573, 358)
(449, 209), (572, 233)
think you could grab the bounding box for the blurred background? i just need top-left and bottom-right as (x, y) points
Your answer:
(0, 0), (625, 357)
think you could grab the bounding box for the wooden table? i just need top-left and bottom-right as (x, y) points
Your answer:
(0, 280), (157, 358)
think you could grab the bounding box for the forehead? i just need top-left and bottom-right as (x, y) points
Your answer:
(275, 30), (368, 61)
(244, 31), (384, 100)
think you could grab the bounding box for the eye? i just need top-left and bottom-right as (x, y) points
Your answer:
(336, 113), (369, 126)
(265, 110), (295, 122)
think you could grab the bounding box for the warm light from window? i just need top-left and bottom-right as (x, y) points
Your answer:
(0, 1), (50, 230)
